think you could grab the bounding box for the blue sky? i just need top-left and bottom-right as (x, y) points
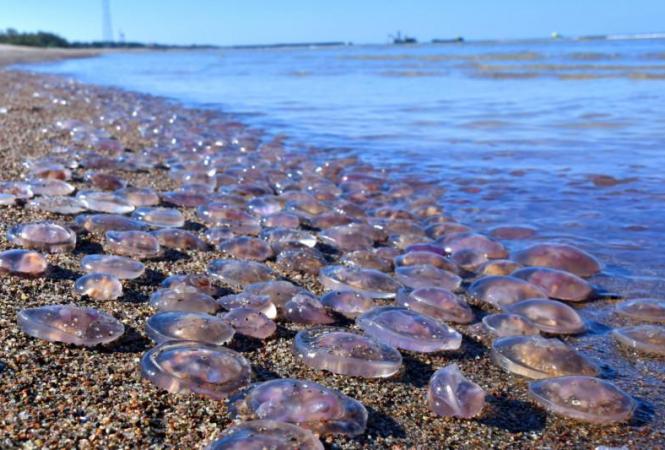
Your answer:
(2, 0), (664, 45)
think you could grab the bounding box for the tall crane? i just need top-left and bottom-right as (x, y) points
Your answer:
(102, 0), (113, 42)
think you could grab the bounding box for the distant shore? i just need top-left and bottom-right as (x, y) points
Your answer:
(0, 44), (102, 67)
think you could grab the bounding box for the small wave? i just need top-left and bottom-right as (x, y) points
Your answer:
(378, 70), (443, 78)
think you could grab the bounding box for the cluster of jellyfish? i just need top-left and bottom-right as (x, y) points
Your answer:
(4, 103), (663, 448)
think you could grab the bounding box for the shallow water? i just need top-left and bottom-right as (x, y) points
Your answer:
(21, 38), (665, 290)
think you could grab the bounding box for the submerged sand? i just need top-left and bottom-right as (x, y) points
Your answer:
(0, 58), (663, 449)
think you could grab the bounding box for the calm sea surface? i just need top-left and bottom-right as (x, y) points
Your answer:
(23, 38), (665, 294)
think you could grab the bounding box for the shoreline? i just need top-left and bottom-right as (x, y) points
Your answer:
(0, 62), (663, 448)
(0, 44), (104, 68)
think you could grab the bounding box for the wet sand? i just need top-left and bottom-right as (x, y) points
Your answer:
(0, 64), (663, 448)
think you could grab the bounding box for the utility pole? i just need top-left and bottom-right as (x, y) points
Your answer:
(102, 0), (113, 42)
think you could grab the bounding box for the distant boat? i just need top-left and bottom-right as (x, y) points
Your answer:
(432, 37), (464, 44)
(390, 31), (417, 45)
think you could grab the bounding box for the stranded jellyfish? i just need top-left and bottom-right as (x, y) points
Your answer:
(231, 378), (367, 436)
(478, 259), (522, 276)
(504, 298), (586, 335)
(357, 306), (462, 353)
(283, 292), (335, 325)
(17, 304), (124, 346)
(75, 213), (149, 234)
(244, 280), (304, 308)
(81, 254), (145, 279)
(394, 265), (461, 291)
(221, 308), (276, 339)
(394, 251), (458, 273)
(218, 237), (273, 261)
(613, 325), (665, 356)
(7, 222), (76, 253)
(319, 265), (401, 299)
(512, 267), (593, 302)
(28, 196), (86, 215)
(615, 298), (665, 323)
(74, 273), (123, 300)
(207, 259), (275, 289)
(528, 376), (635, 424)
(217, 293), (277, 319)
(146, 311), (234, 345)
(0, 249), (48, 277)
(468, 276), (547, 309)
(321, 290), (376, 319)
(77, 191), (134, 214)
(105, 230), (162, 259)
(140, 341), (251, 399)
(161, 273), (221, 297)
(428, 364), (486, 419)
(319, 224), (375, 252)
(396, 287), (474, 324)
(206, 420), (323, 450)
(513, 243), (601, 277)
(293, 327), (402, 378)
(132, 207), (185, 228)
(488, 225), (537, 240)
(150, 288), (219, 314)
(29, 179), (75, 196)
(491, 335), (599, 379)
(115, 187), (160, 206)
(340, 250), (393, 273)
(440, 232), (508, 259)
(152, 228), (209, 251)
(276, 246), (327, 275)
(482, 313), (540, 337)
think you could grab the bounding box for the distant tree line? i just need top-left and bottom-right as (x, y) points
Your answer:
(0, 28), (218, 49)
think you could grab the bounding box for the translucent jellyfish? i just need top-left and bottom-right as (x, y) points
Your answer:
(450, 248), (489, 272)
(81, 254), (145, 279)
(394, 264), (462, 291)
(308, 212), (353, 229)
(425, 222), (472, 239)
(29, 179), (75, 196)
(276, 246), (327, 275)
(76, 191), (134, 214)
(260, 228), (317, 248)
(319, 265), (401, 299)
(478, 259), (523, 276)
(146, 311), (234, 345)
(161, 273), (221, 297)
(468, 276), (547, 309)
(395, 287), (474, 324)
(75, 213), (149, 234)
(394, 251), (457, 273)
(222, 308), (277, 339)
(7, 222), (76, 253)
(441, 232), (508, 259)
(17, 304), (124, 346)
(140, 341), (251, 399)
(161, 190), (207, 208)
(513, 243), (601, 277)
(244, 280), (304, 308)
(28, 196), (86, 215)
(218, 293), (277, 319)
(504, 298), (586, 334)
(152, 228), (209, 251)
(85, 171), (128, 191)
(105, 230), (162, 259)
(482, 313), (540, 337)
(207, 259), (275, 289)
(615, 298), (665, 323)
(293, 327), (402, 378)
(428, 364), (486, 418)
(261, 212), (300, 229)
(197, 202), (256, 226)
(150, 288), (220, 314)
(319, 224), (375, 252)
(528, 376), (635, 424)
(340, 250), (393, 273)
(284, 292), (335, 325)
(132, 207), (185, 228)
(320, 290), (376, 319)
(0, 181), (33, 199)
(218, 237), (273, 261)
(206, 420), (323, 450)
(26, 163), (71, 181)
(231, 378), (367, 436)
(74, 273), (123, 300)
(613, 324), (665, 356)
(357, 306), (462, 353)
(512, 267), (593, 302)
(115, 187), (160, 206)
(0, 249), (48, 277)
(491, 335), (599, 379)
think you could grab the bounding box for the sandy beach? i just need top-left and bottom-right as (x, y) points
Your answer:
(0, 47), (663, 449)
(0, 44), (102, 68)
